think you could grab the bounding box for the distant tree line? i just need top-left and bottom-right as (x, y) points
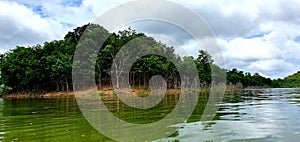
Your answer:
(0, 24), (297, 95)
(226, 68), (273, 88)
(272, 71), (300, 88)
(226, 68), (300, 88)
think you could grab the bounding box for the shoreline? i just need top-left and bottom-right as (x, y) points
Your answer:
(2, 86), (245, 99)
(2, 88), (182, 99)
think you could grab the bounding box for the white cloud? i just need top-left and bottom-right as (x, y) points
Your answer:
(176, 0), (300, 78)
(220, 37), (281, 61)
(1, 0), (300, 78)
(0, 1), (64, 52)
(0, 0), (122, 53)
(218, 28), (300, 78)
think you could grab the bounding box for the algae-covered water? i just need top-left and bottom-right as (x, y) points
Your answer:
(1, 88), (300, 142)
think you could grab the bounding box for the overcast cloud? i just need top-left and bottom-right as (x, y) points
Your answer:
(1, 0), (300, 79)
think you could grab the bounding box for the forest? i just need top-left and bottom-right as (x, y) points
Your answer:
(0, 23), (297, 95)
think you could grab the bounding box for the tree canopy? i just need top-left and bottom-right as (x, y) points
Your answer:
(0, 24), (297, 95)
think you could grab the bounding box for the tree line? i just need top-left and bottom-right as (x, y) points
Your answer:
(0, 24), (295, 95)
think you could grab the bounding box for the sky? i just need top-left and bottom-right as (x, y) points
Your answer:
(1, 0), (300, 79)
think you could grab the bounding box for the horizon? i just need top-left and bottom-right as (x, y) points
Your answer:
(1, 0), (300, 79)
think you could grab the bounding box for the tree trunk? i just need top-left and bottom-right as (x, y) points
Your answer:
(174, 77), (177, 89)
(60, 81), (65, 91)
(144, 74), (146, 88)
(132, 73), (135, 88)
(65, 77), (69, 92)
(138, 73), (141, 89)
(116, 75), (120, 89)
(56, 81), (59, 92)
(129, 72), (132, 86)
(98, 74), (102, 89)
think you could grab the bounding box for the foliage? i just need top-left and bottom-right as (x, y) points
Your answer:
(139, 91), (150, 97)
(0, 85), (12, 96)
(109, 92), (116, 96)
(226, 68), (272, 87)
(0, 23), (298, 95)
(274, 71), (300, 87)
(91, 92), (104, 97)
(28, 92), (36, 98)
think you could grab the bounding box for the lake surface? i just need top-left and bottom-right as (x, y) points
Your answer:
(1, 88), (300, 142)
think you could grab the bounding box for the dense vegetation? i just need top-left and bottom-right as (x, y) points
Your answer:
(0, 24), (298, 95)
(226, 68), (273, 87)
(271, 71), (300, 87)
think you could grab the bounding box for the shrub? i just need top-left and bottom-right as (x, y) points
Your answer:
(139, 91), (150, 97)
(91, 92), (104, 97)
(0, 85), (12, 96)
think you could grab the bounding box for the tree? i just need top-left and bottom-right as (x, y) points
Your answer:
(0, 23), (286, 95)
(195, 50), (213, 86)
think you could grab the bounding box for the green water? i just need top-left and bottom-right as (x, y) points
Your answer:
(1, 88), (300, 142)
(0, 98), (114, 142)
(0, 94), (194, 142)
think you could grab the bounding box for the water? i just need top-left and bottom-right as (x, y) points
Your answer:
(161, 88), (300, 142)
(0, 98), (114, 142)
(1, 88), (300, 142)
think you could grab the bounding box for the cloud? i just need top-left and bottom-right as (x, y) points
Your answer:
(219, 29), (300, 78)
(1, 0), (300, 79)
(0, 0), (116, 53)
(220, 37), (281, 62)
(13, 0), (95, 27)
(178, 0), (300, 78)
(182, 0), (300, 38)
(0, 1), (64, 53)
(130, 20), (193, 45)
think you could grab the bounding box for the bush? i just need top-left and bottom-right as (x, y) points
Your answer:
(28, 92), (36, 98)
(139, 91), (150, 97)
(91, 92), (104, 97)
(109, 92), (116, 96)
(0, 85), (12, 96)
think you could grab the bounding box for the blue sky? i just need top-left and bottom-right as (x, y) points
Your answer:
(1, 0), (300, 79)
